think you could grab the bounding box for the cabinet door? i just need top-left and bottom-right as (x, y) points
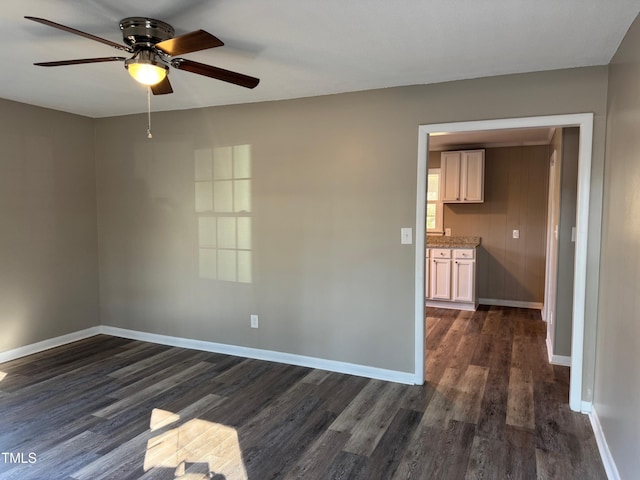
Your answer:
(440, 152), (461, 202)
(452, 259), (475, 302)
(462, 151), (484, 202)
(430, 258), (451, 300)
(425, 256), (431, 299)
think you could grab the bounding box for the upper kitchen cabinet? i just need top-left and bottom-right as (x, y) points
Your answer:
(440, 150), (485, 203)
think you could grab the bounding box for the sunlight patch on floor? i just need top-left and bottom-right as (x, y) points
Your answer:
(144, 408), (248, 480)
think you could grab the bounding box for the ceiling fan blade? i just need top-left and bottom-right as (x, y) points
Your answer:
(151, 76), (173, 95)
(25, 16), (132, 53)
(155, 29), (223, 56)
(34, 57), (126, 67)
(171, 58), (259, 89)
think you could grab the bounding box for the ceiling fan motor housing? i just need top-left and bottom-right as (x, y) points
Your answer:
(119, 17), (175, 49)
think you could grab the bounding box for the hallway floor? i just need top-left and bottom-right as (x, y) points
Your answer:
(425, 305), (606, 479)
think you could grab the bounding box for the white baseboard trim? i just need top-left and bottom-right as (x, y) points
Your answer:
(546, 335), (553, 363)
(0, 327), (102, 364)
(478, 298), (543, 310)
(545, 335), (572, 366)
(550, 354), (572, 367)
(0, 325), (417, 386)
(425, 300), (476, 311)
(589, 406), (621, 480)
(100, 325), (416, 385)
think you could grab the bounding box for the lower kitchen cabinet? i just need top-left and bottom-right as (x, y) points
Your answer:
(426, 247), (477, 311)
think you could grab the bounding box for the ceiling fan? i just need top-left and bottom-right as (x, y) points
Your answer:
(25, 16), (260, 95)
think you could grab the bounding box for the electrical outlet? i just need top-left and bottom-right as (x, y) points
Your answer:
(250, 315), (259, 329)
(445, 228), (451, 237)
(512, 229), (520, 239)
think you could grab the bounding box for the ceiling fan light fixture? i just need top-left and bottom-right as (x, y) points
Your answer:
(125, 50), (168, 85)
(127, 63), (167, 85)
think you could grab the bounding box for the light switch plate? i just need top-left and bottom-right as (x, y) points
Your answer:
(512, 229), (520, 239)
(401, 227), (412, 244)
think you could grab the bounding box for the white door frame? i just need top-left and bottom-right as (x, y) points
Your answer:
(414, 113), (594, 412)
(543, 150), (559, 351)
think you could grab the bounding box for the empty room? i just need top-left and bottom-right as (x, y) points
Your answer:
(1, 1), (640, 479)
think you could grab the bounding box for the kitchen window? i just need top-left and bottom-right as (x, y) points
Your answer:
(427, 168), (443, 235)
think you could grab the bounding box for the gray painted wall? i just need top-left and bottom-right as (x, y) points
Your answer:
(0, 98), (99, 351)
(554, 128), (579, 357)
(596, 13), (640, 478)
(95, 66), (608, 381)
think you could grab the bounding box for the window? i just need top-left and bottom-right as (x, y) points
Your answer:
(427, 168), (443, 234)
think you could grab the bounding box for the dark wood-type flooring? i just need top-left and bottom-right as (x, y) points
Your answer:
(0, 306), (606, 479)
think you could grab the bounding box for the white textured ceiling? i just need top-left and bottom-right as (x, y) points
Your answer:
(1, 0), (638, 118)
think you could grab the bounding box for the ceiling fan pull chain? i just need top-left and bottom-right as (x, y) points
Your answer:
(147, 86), (153, 139)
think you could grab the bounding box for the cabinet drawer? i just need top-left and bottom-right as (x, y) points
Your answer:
(453, 249), (475, 260)
(431, 248), (451, 259)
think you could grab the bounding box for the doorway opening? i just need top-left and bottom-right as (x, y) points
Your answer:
(414, 114), (594, 412)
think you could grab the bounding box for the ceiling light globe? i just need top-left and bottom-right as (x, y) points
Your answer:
(127, 63), (167, 86)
